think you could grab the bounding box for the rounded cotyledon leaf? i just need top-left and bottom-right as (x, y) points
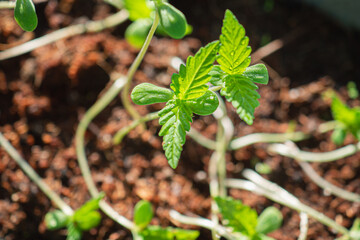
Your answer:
(187, 90), (219, 116)
(14, 0), (38, 32)
(156, 2), (187, 39)
(131, 83), (174, 105)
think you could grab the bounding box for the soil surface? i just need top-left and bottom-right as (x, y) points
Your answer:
(0, 0), (360, 239)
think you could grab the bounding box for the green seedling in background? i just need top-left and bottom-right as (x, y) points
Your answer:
(347, 81), (359, 99)
(133, 200), (200, 239)
(45, 194), (104, 240)
(215, 197), (282, 240)
(330, 95), (360, 145)
(124, 0), (191, 48)
(14, 0), (38, 31)
(131, 10), (268, 168)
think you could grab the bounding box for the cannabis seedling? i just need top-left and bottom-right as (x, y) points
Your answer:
(14, 0), (38, 31)
(131, 10), (269, 168)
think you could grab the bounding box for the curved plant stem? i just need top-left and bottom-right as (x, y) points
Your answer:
(298, 161), (360, 202)
(113, 111), (160, 144)
(120, 12), (160, 121)
(298, 212), (309, 240)
(268, 141), (360, 163)
(225, 169), (350, 236)
(0, 133), (74, 216)
(0, 1), (15, 8)
(229, 131), (309, 150)
(0, 10), (129, 61)
(187, 128), (217, 150)
(169, 210), (243, 240)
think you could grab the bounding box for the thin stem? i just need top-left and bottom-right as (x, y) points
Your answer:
(209, 86), (222, 92)
(0, 1), (15, 8)
(226, 169), (350, 236)
(0, 10), (129, 61)
(120, 12), (160, 121)
(113, 111), (159, 145)
(298, 162), (360, 202)
(187, 128), (217, 150)
(0, 132), (73, 216)
(229, 132), (309, 150)
(318, 120), (337, 134)
(99, 201), (135, 230)
(298, 212), (309, 240)
(169, 210), (243, 240)
(268, 141), (360, 163)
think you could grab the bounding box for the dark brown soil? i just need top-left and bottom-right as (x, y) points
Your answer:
(0, 0), (359, 240)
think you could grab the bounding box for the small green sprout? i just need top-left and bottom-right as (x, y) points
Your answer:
(14, 0), (38, 31)
(215, 196), (282, 240)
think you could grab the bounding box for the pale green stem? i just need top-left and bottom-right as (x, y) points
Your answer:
(298, 161), (360, 202)
(298, 212), (309, 240)
(0, 10), (129, 61)
(169, 210), (244, 240)
(229, 132), (309, 150)
(318, 120), (337, 134)
(113, 111), (160, 145)
(0, 132), (73, 216)
(187, 128), (217, 150)
(0, 1), (15, 8)
(268, 141), (360, 162)
(226, 169), (350, 236)
(120, 12), (160, 121)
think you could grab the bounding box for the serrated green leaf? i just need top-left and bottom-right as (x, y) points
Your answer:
(45, 210), (70, 230)
(331, 96), (360, 141)
(139, 226), (199, 240)
(125, 18), (153, 49)
(158, 100), (192, 168)
(242, 64), (269, 85)
(215, 196), (258, 237)
(217, 10), (251, 75)
(255, 207), (282, 234)
(14, 0), (38, 32)
(124, 0), (153, 21)
(134, 200), (153, 229)
(67, 222), (82, 240)
(131, 83), (174, 105)
(170, 41), (219, 100)
(221, 75), (260, 125)
(187, 90), (219, 116)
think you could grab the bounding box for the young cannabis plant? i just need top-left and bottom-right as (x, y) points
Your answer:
(14, 0), (38, 31)
(45, 194), (104, 240)
(133, 200), (200, 239)
(131, 10), (269, 168)
(124, 0), (191, 48)
(215, 197), (283, 240)
(330, 95), (360, 145)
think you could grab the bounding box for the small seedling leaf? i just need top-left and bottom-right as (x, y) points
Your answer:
(331, 126), (347, 146)
(67, 222), (82, 240)
(158, 100), (192, 168)
(74, 193), (104, 216)
(171, 41), (219, 100)
(215, 196), (258, 237)
(139, 226), (199, 240)
(125, 18), (153, 49)
(217, 10), (251, 75)
(157, 2), (187, 39)
(124, 0), (152, 21)
(255, 207), (282, 234)
(74, 211), (101, 231)
(14, 0), (38, 32)
(242, 64), (269, 85)
(187, 90), (219, 116)
(350, 218), (360, 240)
(131, 83), (174, 105)
(347, 81), (359, 99)
(209, 65), (226, 87)
(134, 200), (153, 229)
(45, 210), (70, 230)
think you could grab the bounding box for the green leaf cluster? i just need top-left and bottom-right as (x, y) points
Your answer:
(211, 10), (269, 125)
(45, 194), (104, 240)
(14, 0), (38, 31)
(133, 200), (200, 239)
(215, 197), (282, 240)
(131, 41), (220, 168)
(330, 95), (360, 145)
(124, 0), (191, 48)
(131, 9), (269, 169)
